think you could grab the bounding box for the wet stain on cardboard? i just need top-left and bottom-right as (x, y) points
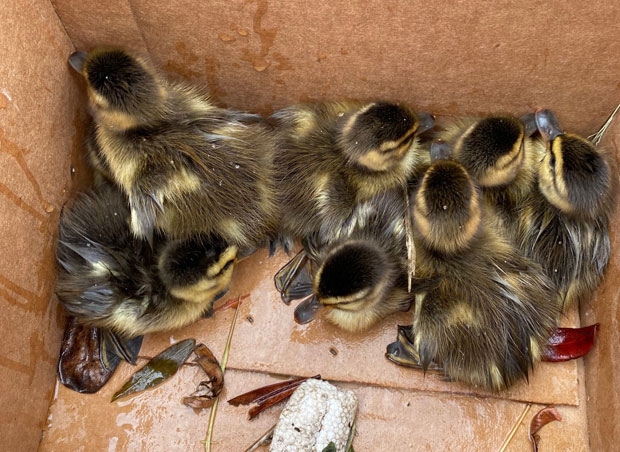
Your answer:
(0, 91), (9, 109)
(204, 53), (226, 101)
(273, 52), (292, 71)
(164, 42), (202, 80)
(241, 0), (277, 72)
(0, 128), (54, 217)
(219, 32), (236, 42)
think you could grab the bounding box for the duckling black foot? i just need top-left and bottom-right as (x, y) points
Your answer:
(58, 318), (119, 394)
(268, 235), (294, 257)
(101, 329), (143, 366)
(386, 325), (421, 367)
(385, 325), (444, 374)
(274, 250), (313, 304)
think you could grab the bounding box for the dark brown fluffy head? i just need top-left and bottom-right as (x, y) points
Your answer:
(75, 47), (165, 128)
(538, 133), (612, 218)
(455, 116), (525, 187)
(412, 160), (481, 254)
(315, 241), (390, 302)
(337, 102), (422, 172)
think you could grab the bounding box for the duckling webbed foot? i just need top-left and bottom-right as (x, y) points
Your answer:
(101, 329), (143, 366)
(385, 325), (444, 373)
(274, 250), (313, 304)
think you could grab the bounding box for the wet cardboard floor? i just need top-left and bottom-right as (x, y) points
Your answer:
(40, 248), (590, 451)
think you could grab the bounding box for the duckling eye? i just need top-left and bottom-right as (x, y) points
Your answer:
(221, 260), (234, 272)
(549, 152), (556, 170)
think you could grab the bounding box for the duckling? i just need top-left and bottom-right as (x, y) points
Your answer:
(272, 100), (434, 252)
(272, 101), (433, 299)
(293, 189), (416, 332)
(516, 109), (618, 311)
(431, 114), (545, 238)
(387, 159), (560, 391)
(68, 47), (277, 252)
(55, 183), (238, 339)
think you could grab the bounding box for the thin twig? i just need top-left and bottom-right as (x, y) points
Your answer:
(204, 296), (241, 452)
(403, 187), (415, 292)
(244, 424), (277, 452)
(588, 104), (620, 146)
(498, 403), (532, 452)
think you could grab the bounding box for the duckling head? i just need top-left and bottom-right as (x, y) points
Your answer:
(535, 109), (612, 218)
(337, 102), (434, 172)
(158, 234), (238, 306)
(412, 159), (482, 255)
(69, 47), (166, 130)
(313, 240), (399, 332)
(454, 116), (525, 187)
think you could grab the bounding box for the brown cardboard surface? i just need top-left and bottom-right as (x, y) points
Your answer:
(40, 369), (590, 452)
(3, 0), (620, 450)
(582, 114), (620, 452)
(50, 0), (148, 54)
(0, 0), (78, 450)
(53, 0), (620, 134)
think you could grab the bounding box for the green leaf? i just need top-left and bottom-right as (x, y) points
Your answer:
(111, 338), (196, 401)
(322, 442), (337, 452)
(345, 420), (356, 452)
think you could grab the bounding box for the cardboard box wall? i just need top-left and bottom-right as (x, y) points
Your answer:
(1, 0), (619, 450)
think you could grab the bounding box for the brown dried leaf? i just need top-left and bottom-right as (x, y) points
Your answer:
(529, 406), (562, 452)
(181, 343), (224, 410)
(111, 338), (196, 401)
(181, 381), (218, 409)
(58, 318), (117, 394)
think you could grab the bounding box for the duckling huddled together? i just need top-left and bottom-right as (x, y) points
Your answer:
(56, 46), (617, 392)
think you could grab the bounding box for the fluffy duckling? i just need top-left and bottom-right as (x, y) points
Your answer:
(55, 183), (238, 339)
(431, 114), (545, 238)
(516, 109), (618, 311)
(294, 189), (414, 332)
(272, 100), (434, 252)
(387, 159), (560, 391)
(68, 47), (277, 252)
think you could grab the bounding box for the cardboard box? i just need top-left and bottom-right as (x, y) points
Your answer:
(1, 1), (618, 450)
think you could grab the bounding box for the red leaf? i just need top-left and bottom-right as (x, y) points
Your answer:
(542, 324), (599, 362)
(529, 406), (562, 452)
(228, 375), (320, 406)
(248, 388), (301, 420)
(227, 375), (321, 420)
(213, 294), (250, 313)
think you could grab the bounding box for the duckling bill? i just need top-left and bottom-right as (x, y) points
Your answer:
(69, 47), (278, 252)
